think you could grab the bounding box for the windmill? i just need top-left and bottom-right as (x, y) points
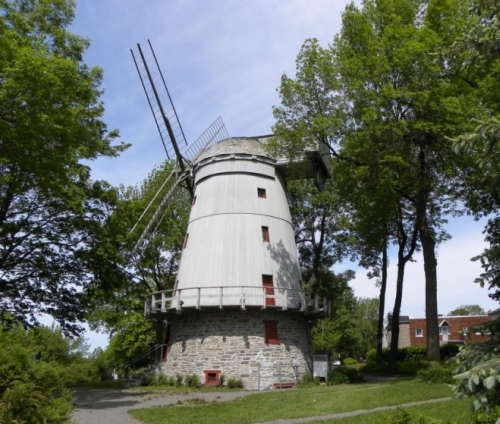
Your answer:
(130, 40), (331, 390)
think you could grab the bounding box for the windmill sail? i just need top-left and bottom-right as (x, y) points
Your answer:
(131, 40), (188, 163)
(184, 116), (230, 163)
(131, 169), (189, 256)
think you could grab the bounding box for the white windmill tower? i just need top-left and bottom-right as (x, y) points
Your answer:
(131, 41), (331, 390)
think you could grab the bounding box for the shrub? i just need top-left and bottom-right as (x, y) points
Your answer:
(450, 337), (500, 415)
(360, 360), (425, 376)
(440, 343), (460, 359)
(343, 357), (357, 365)
(403, 346), (427, 362)
(417, 362), (454, 384)
(227, 378), (244, 389)
(388, 407), (459, 424)
(299, 372), (317, 387)
(175, 373), (183, 387)
(472, 407), (500, 424)
(0, 327), (73, 424)
(327, 367), (363, 385)
(185, 374), (201, 388)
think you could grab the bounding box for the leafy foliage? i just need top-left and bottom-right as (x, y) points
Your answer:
(0, 0), (128, 334)
(0, 326), (74, 423)
(417, 362), (454, 384)
(326, 367), (363, 385)
(449, 304), (487, 316)
(450, 327), (500, 416)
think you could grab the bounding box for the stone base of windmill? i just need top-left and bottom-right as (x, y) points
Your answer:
(160, 309), (313, 390)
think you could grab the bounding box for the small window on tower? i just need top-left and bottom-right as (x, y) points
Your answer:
(183, 233), (189, 249)
(192, 196), (197, 206)
(257, 188), (266, 198)
(203, 370), (221, 387)
(262, 226), (269, 242)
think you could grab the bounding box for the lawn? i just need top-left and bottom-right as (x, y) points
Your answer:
(129, 379), (465, 424)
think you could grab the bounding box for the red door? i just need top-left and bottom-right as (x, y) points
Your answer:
(262, 275), (275, 306)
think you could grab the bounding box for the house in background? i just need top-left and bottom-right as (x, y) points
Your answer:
(388, 314), (491, 348)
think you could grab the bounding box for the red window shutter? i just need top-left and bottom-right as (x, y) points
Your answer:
(264, 320), (279, 344)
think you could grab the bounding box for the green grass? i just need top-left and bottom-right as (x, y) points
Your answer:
(129, 379), (457, 424)
(314, 398), (473, 423)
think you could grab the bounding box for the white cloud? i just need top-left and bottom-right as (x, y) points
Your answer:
(348, 216), (498, 317)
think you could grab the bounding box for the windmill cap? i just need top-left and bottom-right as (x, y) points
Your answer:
(194, 136), (273, 164)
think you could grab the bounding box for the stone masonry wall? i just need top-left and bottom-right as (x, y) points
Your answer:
(161, 309), (313, 390)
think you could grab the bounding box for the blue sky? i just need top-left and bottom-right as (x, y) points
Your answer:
(68, 0), (498, 350)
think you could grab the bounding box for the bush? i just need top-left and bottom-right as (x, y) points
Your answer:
(185, 374), (201, 388)
(0, 327), (73, 424)
(343, 357), (357, 365)
(359, 360), (425, 376)
(417, 362), (454, 384)
(298, 372), (317, 387)
(440, 343), (460, 359)
(327, 367), (363, 385)
(388, 407), (458, 424)
(472, 407), (500, 424)
(175, 373), (183, 387)
(227, 378), (244, 389)
(367, 345), (461, 363)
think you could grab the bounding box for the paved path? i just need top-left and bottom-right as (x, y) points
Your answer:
(71, 387), (451, 424)
(71, 388), (258, 424)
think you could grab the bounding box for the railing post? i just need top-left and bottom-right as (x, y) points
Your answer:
(196, 287), (201, 309)
(315, 294), (319, 312)
(282, 289), (288, 310)
(176, 289), (182, 311)
(300, 291), (306, 311)
(262, 286), (266, 309)
(240, 286), (245, 310)
(219, 286), (223, 309)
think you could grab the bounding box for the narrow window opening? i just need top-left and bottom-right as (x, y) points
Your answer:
(262, 226), (269, 242)
(264, 320), (279, 344)
(257, 188), (266, 198)
(183, 233), (189, 249)
(192, 195), (197, 206)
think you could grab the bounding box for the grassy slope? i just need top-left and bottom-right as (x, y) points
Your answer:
(129, 379), (459, 424)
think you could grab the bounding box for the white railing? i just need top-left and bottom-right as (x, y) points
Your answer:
(144, 286), (330, 316)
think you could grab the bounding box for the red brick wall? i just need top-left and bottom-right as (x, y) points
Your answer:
(408, 316), (490, 346)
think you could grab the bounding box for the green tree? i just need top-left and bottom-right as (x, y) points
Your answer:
(355, 297), (380, 356)
(273, 0), (481, 363)
(311, 270), (364, 358)
(451, 0), (500, 304)
(0, 325), (73, 423)
(0, 0), (128, 334)
(86, 161), (191, 368)
(449, 304), (486, 316)
(287, 178), (354, 296)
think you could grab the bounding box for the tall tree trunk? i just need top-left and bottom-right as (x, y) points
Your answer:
(419, 215), (440, 361)
(376, 241), (388, 364)
(389, 206), (419, 366)
(389, 251), (406, 366)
